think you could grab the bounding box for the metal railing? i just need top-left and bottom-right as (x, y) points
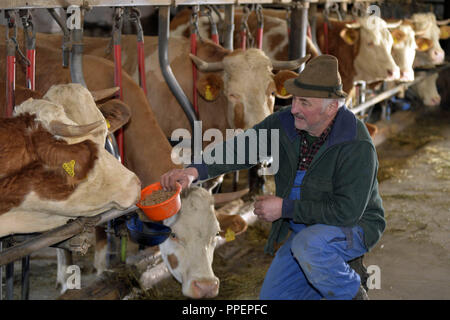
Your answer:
(350, 63), (450, 116)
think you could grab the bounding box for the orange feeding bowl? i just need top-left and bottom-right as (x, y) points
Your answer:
(136, 182), (181, 221)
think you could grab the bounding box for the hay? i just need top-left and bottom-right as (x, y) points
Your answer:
(422, 146), (450, 180)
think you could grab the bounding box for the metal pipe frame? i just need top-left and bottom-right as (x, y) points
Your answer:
(223, 5), (235, 50)
(288, 0), (310, 73)
(158, 6), (198, 133)
(70, 28), (87, 87)
(350, 64), (450, 116)
(0, 206), (138, 268)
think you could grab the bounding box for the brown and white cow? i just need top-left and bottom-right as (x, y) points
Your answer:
(155, 186), (248, 298)
(390, 23), (418, 82)
(0, 83), (141, 237)
(410, 13), (448, 67)
(80, 36), (308, 137)
(315, 15), (401, 92)
(406, 13), (450, 107)
(169, 8), (321, 61)
(170, 9), (401, 94)
(0, 43), (251, 298)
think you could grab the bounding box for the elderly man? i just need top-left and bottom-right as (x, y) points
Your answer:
(161, 55), (385, 300)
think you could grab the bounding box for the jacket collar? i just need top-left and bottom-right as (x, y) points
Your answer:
(278, 105), (357, 147)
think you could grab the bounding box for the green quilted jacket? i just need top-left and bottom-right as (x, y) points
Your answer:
(190, 106), (385, 254)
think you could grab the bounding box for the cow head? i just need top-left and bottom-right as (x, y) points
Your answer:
(190, 46), (310, 129)
(413, 72), (441, 107)
(159, 187), (248, 298)
(342, 16), (401, 82)
(390, 24), (417, 82)
(410, 13), (449, 66)
(0, 84), (141, 236)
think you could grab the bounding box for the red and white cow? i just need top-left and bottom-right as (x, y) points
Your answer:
(170, 9), (401, 94)
(407, 13), (450, 107)
(0, 83), (141, 237)
(0, 41), (253, 298)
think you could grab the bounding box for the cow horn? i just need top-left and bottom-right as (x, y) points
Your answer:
(414, 29), (427, 36)
(90, 87), (120, 102)
(189, 54), (225, 72)
(213, 188), (249, 205)
(436, 19), (450, 26)
(345, 22), (361, 29)
(48, 120), (104, 137)
(386, 20), (403, 29)
(271, 54), (311, 71)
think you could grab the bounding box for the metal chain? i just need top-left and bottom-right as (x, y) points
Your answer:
(6, 11), (30, 67)
(190, 5), (201, 40)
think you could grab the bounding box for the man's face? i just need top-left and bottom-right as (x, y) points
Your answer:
(291, 96), (334, 136)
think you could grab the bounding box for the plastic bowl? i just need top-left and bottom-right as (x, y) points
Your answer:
(126, 215), (171, 247)
(136, 182), (181, 221)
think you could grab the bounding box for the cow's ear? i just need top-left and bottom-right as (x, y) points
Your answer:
(440, 25), (450, 40)
(196, 74), (223, 102)
(273, 70), (298, 99)
(216, 213), (248, 238)
(339, 28), (359, 45)
(415, 37), (433, 52)
(391, 29), (406, 44)
(98, 99), (131, 133)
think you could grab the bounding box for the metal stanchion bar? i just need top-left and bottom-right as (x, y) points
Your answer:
(21, 256), (30, 300)
(158, 6), (197, 133)
(0, 206), (138, 267)
(223, 5), (235, 51)
(288, 0), (310, 73)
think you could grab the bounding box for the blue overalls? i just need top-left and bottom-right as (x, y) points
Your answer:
(259, 170), (368, 300)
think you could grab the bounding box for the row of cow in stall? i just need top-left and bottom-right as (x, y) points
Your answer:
(170, 8), (449, 107)
(0, 6), (449, 299)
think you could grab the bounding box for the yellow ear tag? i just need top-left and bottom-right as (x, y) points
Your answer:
(225, 228), (235, 242)
(420, 43), (429, 51)
(442, 30), (449, 39)
(105, 119), (111, 129)
(205, 85), (214, 101)
(62, 160), (76, 177)
(281, 87), (287, 96)
(393, 37), (398, 44)
(345, 35), (354, 44)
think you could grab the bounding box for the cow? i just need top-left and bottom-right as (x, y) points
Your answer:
(0, 43), (251, 298)
(0, 83), (141, 237)
(390, 23), (417, 82)
(79, 37), (309, 136)
(169, 9), (401, 94)
(409, 13), (448, 67)
(155, 186), (248, 298)
(169, 8), (321, 60)
(406, 13), (450, 107)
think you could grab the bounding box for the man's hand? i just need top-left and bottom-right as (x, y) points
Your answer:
(253, 195), (283, 222)
(160, 167), (199, 191)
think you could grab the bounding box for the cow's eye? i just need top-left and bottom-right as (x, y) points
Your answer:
(367, 41), (374, 46)
(170, 232), (177, 239)
(216, 231), (221, 237)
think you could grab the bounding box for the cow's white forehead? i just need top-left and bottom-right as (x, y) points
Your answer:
(168, 187), (219, 236)
(14, 98), (77, 127)
(44, 84), (108, 142)
(14, 84), (108, 145)
(357, 16), (392, 45)
(222, 49), (273, 75)
(394, 25), (416, 49)
(412, 13), (440, 40)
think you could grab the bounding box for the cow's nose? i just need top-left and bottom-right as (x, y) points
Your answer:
(400, 70), (414, 82)
(191, 278), (219, 298)
(432, 50), (444, 63)
(431, 96), (441, 106)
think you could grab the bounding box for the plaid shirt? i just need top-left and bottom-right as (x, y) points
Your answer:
(296, 119), (334, 171)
